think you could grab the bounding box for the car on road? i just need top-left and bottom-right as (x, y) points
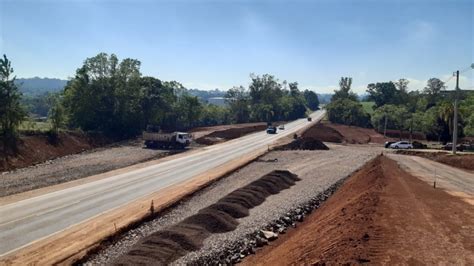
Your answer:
(278, 124), (285, 130)
(389, 141), (413, 149)
(266, 126), (277, 134)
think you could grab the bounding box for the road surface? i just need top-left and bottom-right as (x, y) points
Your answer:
(0, 110), (325, 256)
(388, 154), (474, 195)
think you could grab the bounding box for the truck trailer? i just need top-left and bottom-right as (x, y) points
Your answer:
(143, 131), (191, 149)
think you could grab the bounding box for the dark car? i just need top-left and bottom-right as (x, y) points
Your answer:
(266, 126), (277, 134)
(384, 141), (395, 148)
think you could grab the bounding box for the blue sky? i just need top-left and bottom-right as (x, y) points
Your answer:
(1, 0), (473, 93)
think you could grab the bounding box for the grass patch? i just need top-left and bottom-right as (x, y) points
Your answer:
(19, 120), (51, 132)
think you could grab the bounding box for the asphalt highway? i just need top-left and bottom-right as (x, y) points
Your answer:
(0, 110), (325, 256)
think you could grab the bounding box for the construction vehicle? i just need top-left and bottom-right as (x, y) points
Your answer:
(143, 125), (191, 149)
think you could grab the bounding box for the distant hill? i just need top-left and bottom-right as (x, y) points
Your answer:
(15, 77), (68, 95)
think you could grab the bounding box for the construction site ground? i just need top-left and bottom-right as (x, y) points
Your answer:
(242, 155), (474, 265)
(84, 144), (381, 264)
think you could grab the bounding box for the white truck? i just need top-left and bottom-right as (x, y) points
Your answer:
(143, 131), (191, 149)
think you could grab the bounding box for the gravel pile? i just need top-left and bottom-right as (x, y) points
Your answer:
(0, 140), (176, 197)
(84, 144), (381, 265)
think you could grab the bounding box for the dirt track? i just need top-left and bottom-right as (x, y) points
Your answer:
(395, 150), (474, 171)
(243, 156), (474, 265)
(389, 153), (474, 204)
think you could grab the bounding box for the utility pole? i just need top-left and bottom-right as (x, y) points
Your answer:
(384, 114), (387, 138)
(452, 70), (459, 154)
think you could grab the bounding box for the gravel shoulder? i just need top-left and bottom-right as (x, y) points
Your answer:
(84, 144), (381, 264)
(0, 139), (181, 197)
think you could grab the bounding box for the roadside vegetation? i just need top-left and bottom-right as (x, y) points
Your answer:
(326, 77), (474, 142)
(0, 53), (320, 153)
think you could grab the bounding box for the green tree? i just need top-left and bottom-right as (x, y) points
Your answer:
(332, 77), (358, 101)
(423, 78), (446, 108)
(225, 86), (250, 123)
(63, 53), (143, 138)
(303, 90), (319, 110)
(48, 95), (66, 135)
(366, 82), (399, 107)
(175, 94), (203, 129)
(0, 55), (26, 152)
(326, 99), (370, 127)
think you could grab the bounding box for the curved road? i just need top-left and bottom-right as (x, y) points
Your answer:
(0, 110), (325, 256)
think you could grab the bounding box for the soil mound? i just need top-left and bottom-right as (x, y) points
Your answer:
(115, 170), (300, 265)
(243, 155), (474, 265)
(303, 123), (344, 143)
(195, 125), (266, 145)
(277, 137), (329, 151)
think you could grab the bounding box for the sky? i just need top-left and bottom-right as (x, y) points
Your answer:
(1, 0), (473, 93)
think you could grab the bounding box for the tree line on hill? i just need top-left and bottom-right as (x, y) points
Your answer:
(0, 53), (320, 151)
(326, 76), (474, 142)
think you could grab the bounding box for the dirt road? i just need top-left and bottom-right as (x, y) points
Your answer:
(388, 154), (474, 204)
(243, 156), (474, 265)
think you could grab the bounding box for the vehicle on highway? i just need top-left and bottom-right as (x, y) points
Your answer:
(307, 117), (312, 121)
(389, 141), (413, 149)
(143, 126), (191, 149)
(266, 126), (277, 134)
(278, 124), (285, 130)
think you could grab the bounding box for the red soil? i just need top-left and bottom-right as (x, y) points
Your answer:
(303, 122), (392, 144)
(243, 156), (474, 265)
(0, 132), (100, 172)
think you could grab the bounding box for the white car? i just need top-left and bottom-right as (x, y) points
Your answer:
(389, 141), (413, 149)
(278, 124), (285, 130)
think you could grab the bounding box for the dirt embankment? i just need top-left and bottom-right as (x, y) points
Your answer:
(0, 132), (106, 172)
(243, 156), (474, 265)
(113, 170), (300, 265)
(194, 124), (267, 145)
(303, 122), (391, 144)
(396, 150), (474, 171)
(276, 137), (329, 150)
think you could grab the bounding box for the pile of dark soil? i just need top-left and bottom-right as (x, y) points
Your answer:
(115, 170), (300, 265)
(277, 137), (329, 151)
(303, 123), (344, 143)
(195, 125), (267, 145)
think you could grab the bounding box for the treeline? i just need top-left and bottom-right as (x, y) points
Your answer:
(0, 53), (320, 148)
(326, 77), (474, 141)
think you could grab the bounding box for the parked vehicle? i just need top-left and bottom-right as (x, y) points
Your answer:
(384, 141), (395, 148)
(307, 117), (312, 122)
(443, 142), (469, 152)
(278, 124), (285, 130)
(143, 128), (191, 149)
(389, 141), (413, 149)
(266, 126), (277, 134)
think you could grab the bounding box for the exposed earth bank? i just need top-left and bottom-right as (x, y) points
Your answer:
(242, 155), (474, 265)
